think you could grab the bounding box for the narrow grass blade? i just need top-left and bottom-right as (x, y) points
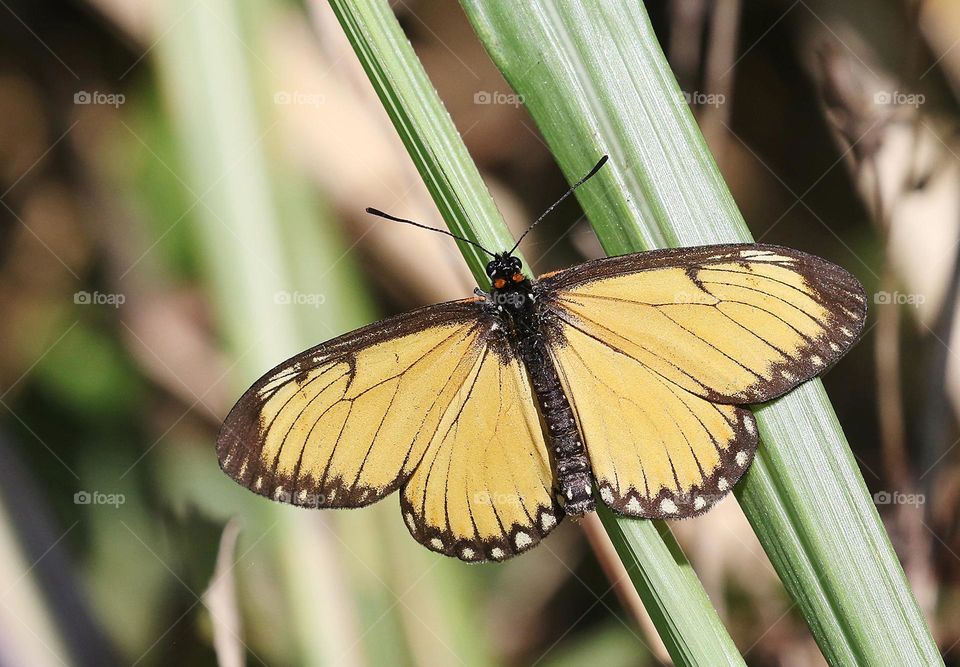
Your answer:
(328, 0), (521, 278)
(329, 0), (745, 664)
(154, 0), (381, 662)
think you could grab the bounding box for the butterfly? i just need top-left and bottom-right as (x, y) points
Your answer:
(217, 156), (867, 563)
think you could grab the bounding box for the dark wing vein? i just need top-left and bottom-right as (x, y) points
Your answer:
(271, 367), (351, 472)
(698, 279), (828, 330)
(652, 308), (764, 381)
(419, 348), (488, 520)
(556, 308), (714, 396)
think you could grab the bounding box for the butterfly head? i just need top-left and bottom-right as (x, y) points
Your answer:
(486, 253), (526, 290)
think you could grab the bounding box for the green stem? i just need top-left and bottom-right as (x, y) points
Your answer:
(329, 0), (745, 664)
(328, 0), (522, 279)
(461, 1), (940, 664)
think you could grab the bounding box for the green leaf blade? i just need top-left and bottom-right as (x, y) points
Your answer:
(461, 1), (941, 664)
(331, 0), (747, 664)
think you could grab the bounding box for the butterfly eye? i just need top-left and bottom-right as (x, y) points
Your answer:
(493, 278), (507, 289)
(511, 273), (524, 283)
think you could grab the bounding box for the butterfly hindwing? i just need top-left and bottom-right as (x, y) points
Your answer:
(217, 297), (561, 562)
(400, 342), (561, 562)
(551, 321), (758, 518)
(540, 244), (865, 517)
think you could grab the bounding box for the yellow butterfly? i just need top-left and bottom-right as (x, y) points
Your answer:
(217, 157), (866, 563)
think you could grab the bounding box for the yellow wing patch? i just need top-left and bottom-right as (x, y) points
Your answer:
(217, 304), (486, 508)
(401, 347), (560, 562)
(543, 245), (866, 404)
(551, 323), (757, 518)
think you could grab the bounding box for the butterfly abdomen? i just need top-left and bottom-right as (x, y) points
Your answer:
(529, 356), (595, 517)
(496, 279), (595, 517)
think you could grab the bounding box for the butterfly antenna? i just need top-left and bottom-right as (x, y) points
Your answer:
(509, 154), (609, 255)
(364, 207), (496, 258)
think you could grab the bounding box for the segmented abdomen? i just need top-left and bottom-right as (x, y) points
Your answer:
(519, 336), (595, 517)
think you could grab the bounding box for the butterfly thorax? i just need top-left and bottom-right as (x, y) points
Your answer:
(485, 254), (544, 353)
(485, 254), (596, 517)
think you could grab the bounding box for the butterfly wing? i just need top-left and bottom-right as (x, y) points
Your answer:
(539, 244), (866, 518)
(400, 342), (562, 562)
(217, 297), (560, 561)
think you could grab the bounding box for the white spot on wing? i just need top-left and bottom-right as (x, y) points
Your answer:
(514, 532), (532, 549)
(694, 496), (706, 510)
(736, 450), (749, 467)
(745, 419), (756, 435)
(626, 497), (643, 514)
(405, 512), (416, 532)
(254, 476), (263, 490)
(600, 487), (614, 504)
(718, 477), (730, 491)
(660, 499), (678, 514)
(491, 547), (505, 560)
(540, 513), (556, 531)
(460, 547), (475, 560)
(429, 537), (444, 550)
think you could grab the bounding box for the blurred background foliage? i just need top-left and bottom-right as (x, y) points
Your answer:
(0, 0), (958, 665)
